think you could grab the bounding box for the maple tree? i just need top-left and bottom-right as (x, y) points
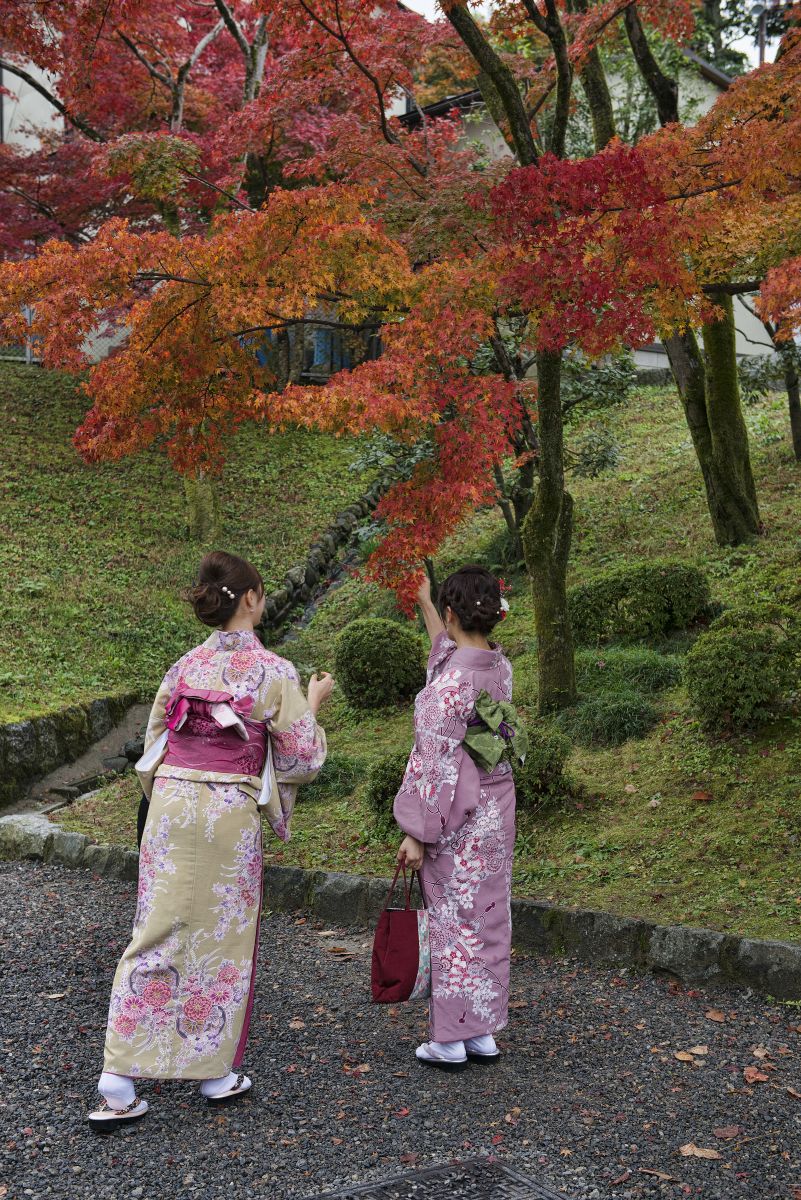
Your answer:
(2, 0), (801, 711)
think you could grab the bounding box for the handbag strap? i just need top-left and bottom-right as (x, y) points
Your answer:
(384, 861), (412, 911)
(383, 861), (427, 911)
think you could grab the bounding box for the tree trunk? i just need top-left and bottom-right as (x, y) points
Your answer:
(664, 306), (761, 547)
(184, 472), (220, 542)
(701, 293), (761, 542)
(783, 350), (801, 462)
(521, 350), (577, 712)
(493, 463), (524, 560)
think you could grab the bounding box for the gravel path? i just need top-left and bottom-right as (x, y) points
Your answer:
(2, 861), (800, 1200)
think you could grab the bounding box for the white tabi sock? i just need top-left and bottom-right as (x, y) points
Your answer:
(98, 1071), (136, 1110)
(426, 1040), (466, 1061)
(200, 1072), (239, 1098)
(465, 1034), (498, 1055)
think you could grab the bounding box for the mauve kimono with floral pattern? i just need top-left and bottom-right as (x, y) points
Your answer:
(393, 632), (515, 1043)
(103, 628), (326, 1081)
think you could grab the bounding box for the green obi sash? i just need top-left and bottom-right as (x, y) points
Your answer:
(462, 690), (528, 774)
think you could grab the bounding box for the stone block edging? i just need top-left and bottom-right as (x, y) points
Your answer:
(2, 813), (799, 1000)
(0, 693), (138, 810)
(260, 468), (395, 632)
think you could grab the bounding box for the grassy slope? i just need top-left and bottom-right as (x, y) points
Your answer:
(0, 363), (375, 721)
(56, 385), (801, 942)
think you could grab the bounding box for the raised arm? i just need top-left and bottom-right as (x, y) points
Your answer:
(416, 573), (446, 646)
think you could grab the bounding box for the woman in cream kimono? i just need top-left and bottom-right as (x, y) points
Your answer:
(89, 552), (331, 1127)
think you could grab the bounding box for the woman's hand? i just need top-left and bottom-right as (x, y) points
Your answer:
(397, 834), (424, 871)
(415, 574), (432, 608)
(308, 671), (334, 714)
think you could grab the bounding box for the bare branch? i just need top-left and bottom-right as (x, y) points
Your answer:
(0, 58), (106, 142)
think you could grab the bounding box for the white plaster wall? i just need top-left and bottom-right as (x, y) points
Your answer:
(1, 62), (62, 149)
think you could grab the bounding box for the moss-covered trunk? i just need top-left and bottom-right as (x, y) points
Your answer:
(521, 349), (577, 712)
(782, 349), (801, 462)
(664, 300), (761, 547)
(184, 471), (220, 542)
(701, 294), (761, 543)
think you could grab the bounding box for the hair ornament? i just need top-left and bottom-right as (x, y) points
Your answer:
(500, 598), (510, 613)
(476, 600), (482, 606)
(221, 586), (236, 601)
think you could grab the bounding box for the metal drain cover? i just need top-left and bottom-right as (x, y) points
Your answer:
(306, 1158), (571, 1199)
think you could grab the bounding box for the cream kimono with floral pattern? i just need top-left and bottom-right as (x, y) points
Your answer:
(103, 629), (326, 1081)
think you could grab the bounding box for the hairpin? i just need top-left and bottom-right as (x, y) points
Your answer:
(221, 586), (236, 600)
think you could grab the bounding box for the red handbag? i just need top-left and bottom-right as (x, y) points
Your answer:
(371, 863), (431, 1004)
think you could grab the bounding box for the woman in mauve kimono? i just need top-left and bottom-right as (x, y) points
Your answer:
(394, 566), (516, 1072)
(89, 551), (331, 1127)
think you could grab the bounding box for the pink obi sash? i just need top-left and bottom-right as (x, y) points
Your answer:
(162, 684), (267, 777)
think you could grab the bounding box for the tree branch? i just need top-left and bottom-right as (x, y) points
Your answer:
(0, 58), (106, 142)
(446, 5), (539, 165)
(624, 4), (679, 126)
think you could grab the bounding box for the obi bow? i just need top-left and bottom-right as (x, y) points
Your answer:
(165, 684), (255, 741)
(462, 690), (529, 775)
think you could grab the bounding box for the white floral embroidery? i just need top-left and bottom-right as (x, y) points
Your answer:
(430, 792), (507, 1023)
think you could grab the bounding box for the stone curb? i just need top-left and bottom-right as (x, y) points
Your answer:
(2, 813), (799, 1000)
(0, 693), (138, 810)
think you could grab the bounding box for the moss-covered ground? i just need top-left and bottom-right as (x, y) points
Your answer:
(1, 363), (375, 721)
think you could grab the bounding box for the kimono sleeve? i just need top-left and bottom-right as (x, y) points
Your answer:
(393, 667), (475, 847)
(135, 662), (180, 801)
(427, 630), (457, 684)
(267, 667), (327, 785)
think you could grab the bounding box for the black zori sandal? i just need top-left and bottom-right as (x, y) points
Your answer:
(87, 1096), (149, 1131)
(206, 1073), (252, 1104)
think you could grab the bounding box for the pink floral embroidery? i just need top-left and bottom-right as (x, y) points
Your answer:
(135, 814), (177, 929)
(183, 994), (213, 1023)
(142, 979), (172, 1009)
(211, 828), (262, 942)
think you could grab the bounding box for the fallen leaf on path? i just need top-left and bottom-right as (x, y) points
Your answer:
(393, 1108), (410, 1118)
(331, 1137), (344, 1145)
(692, 790), (713, 802)
(706, 1008), (726, 1023)
(40, 992), (67, 1000)
(674, 1051), (695, 1062)
(641, 1168), (678, 1182)
(689, 1045), (709, 1056)
(679, 1143), (722, 1160)
(786, 1087), (801, 1101)
(289, 1018), (305, 1030)
(318, 930), (338, 937)
(400, 1153), (419, 1165)
(713, 1125), (741, 1140)
(751, 1045), (772, 1060)
(610, 1170), (632, 1185)
(743, 1066), (769, 1084)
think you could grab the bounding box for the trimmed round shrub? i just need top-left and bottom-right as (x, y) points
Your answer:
(334, 618), (426, 709)
(514, 724), (572, 814)
(575, 647), (682, 696)
(365, 750), (410, 835)
(556, 692), (658, 747)
(568, 560), (711, 645)
(304, 752), (363, 804)
(684, 608), (800, 730)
